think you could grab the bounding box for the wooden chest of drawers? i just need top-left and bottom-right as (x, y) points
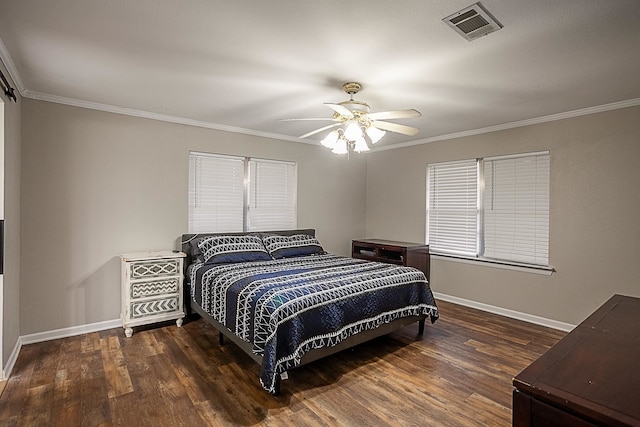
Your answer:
(513, 294), (640, 426)
(120, 251), (186, 337)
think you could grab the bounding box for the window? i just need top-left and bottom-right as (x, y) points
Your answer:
(188, 152), (297, 233)
(189, 153), (244, 233)
(427, 151), (549, 267)
(247, 158), (297, 231)
(426, 159), (479, 256)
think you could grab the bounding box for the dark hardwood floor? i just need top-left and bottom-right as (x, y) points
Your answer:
(0, 300), (566, 426)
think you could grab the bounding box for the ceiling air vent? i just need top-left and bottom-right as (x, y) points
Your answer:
(443, 2), (502, 41)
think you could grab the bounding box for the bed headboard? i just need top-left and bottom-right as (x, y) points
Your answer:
(180, 229), (316, 272)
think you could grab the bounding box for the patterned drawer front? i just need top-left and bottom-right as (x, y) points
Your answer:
(130, 279), (179, 299)
(130, 259), (180, 279)
(130, 296), (179, 319)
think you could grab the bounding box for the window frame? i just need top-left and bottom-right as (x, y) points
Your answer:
(188, 151), (297, 233)
(246, 157), (298, 232)
(426, 151), (552, 272)
(425, 159), (480, 257)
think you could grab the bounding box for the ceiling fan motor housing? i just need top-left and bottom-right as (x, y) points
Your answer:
(342, 82), (362, 95)
(340, 82), (369, 114)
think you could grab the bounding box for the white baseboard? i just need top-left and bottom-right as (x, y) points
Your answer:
(3, 336), (21, 381)
(20, 318), (122, 345)
(3, 318), (121, 379)
(433, 292), (575, 332)
(3, 295), (574, 379)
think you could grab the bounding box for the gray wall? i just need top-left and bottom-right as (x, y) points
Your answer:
(14, 98), (640, 337)
(1, 64), (21, 369)
(20, 99), (367, 335)
(365, 105), (640, 325)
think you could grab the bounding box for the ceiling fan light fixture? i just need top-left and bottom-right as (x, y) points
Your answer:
(321, 130), (339, 149)
(366, 125), (386, 144)
(283, 81), (420, 155)
(353, 136), (370, 153)
(344, 121), (362, 141)
(332, 139), (349, 155)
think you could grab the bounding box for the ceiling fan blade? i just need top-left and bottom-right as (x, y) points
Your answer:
(367, 109), (422, 120)
(324, 103), (354, 118)
(279, 118), (339, 121)
(372, 120), (420, 136)
(299, 123), (342, 139)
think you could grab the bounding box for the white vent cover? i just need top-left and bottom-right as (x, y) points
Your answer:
(443, 2), (502, 41)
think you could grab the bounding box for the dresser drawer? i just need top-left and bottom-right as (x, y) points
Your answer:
(130, 278), (179, 299)
(130, 296), (179, 319)
(129, 259), (180, 279)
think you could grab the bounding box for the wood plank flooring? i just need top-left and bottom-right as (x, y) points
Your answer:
(0, 301), (566, 426)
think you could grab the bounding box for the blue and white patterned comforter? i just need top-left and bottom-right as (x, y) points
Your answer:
(189, 253), (439, 393)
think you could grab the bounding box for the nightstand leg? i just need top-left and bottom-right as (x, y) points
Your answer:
(176, 318), (183, 328)
(125, 327), (133, 338)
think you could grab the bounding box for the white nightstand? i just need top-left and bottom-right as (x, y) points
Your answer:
(120, 250), (186, 337)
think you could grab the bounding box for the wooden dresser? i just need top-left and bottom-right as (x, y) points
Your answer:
(513, 294), (640, 427)
(351, 238), (430, 281)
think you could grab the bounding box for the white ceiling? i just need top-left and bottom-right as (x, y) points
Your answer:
(1, 0), (639, 148)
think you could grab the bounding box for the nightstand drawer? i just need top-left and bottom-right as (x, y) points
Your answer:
(130, 296), (179, 319)
(130, 278), (179, 299)
(129, 259), (180, 279)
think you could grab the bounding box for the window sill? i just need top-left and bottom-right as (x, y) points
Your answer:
(431, 253), (554, 276)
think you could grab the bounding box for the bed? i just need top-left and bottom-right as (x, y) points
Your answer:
(181, 229), (438, 394)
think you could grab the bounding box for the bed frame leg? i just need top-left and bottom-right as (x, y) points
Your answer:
(418, 318), (425, 335)
(219, 332), (224, 345)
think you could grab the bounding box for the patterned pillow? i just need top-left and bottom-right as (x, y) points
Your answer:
(262, 234), (324, 259)
(197, 235), (272, 264)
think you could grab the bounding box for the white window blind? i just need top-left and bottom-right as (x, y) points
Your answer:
(483, 153), (550, 265)
(427, 152), (550, 267)
(247, 158), (297, 231)
(188, 152), (297, 233)
(188, 152), (245, 233)
(427, 159), (479, 256)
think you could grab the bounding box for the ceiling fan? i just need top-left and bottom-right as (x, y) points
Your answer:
(281, 82), (421, 154)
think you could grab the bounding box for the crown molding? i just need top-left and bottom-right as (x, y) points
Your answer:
(0, 36), (25, 94)
(373, 97), (640, 152)
(26, 89), (640, 152)
(27, 91), (639, 153)
(5, 28), (638, 150)
(23, 90), (310, 144)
